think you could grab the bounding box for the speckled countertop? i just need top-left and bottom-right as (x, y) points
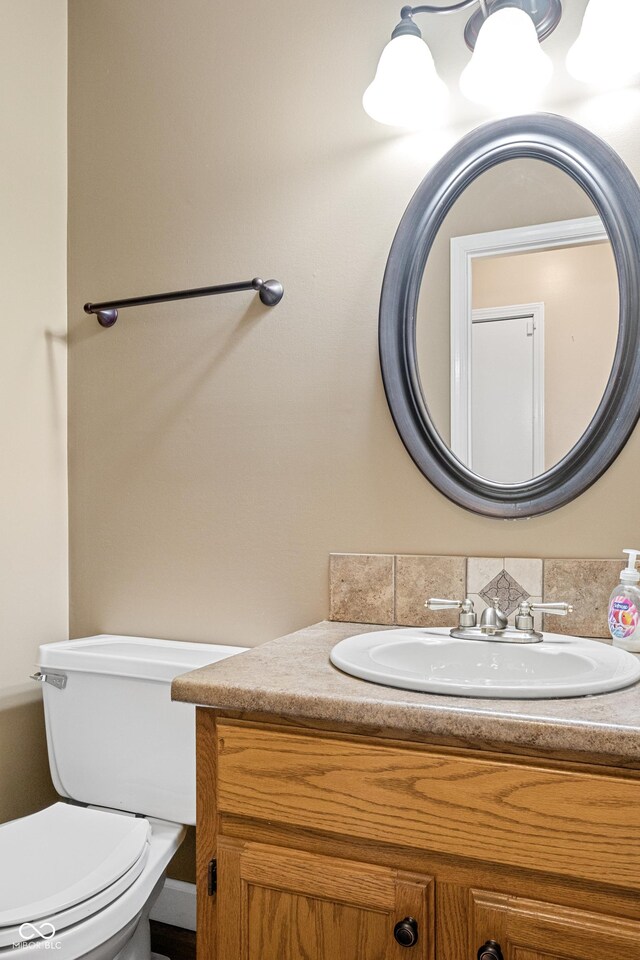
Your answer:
(172, 621), (640, 765)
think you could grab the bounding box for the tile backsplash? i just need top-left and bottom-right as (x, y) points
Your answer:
(395, 555), (465, 628)
(329, 553), (622, 639)
(543, 559), (620, 638)
(329, 553), (395, 626)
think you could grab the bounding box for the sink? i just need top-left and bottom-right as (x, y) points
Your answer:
(330, 628), (640, 699)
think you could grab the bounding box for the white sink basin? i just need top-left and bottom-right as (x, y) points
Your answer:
(330, 627), (640, 699)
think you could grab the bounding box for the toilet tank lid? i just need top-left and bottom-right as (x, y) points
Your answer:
(38, 635), (249, 683)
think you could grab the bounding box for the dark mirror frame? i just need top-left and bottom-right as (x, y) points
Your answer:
(379, 113), (640, 518)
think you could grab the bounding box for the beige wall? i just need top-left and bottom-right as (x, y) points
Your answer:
(0, 2), (68, 825)
(472, 242), (618, 470)
(67, 1), (640, 644)
(66, 0), (640, 885)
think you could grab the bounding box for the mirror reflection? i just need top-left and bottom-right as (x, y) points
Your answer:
(417, 159), (619, 484)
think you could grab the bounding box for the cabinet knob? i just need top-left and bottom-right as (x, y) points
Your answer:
(394, 917), (419, 947)
(478, 940), (504, 960)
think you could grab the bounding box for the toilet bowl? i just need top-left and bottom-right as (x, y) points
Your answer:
(0, 806), (184, 960)
(0, 635), (248, 960)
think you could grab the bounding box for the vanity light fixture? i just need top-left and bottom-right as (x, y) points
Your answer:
(367, 0), (640, 126)
(364, 0), (562, 127)
(362, 12), (450, 129)
(566, 0), (640, 88)
(459, 6), (553, 109)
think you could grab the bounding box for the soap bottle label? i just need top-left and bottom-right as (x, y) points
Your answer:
(608, 596), (639, 640)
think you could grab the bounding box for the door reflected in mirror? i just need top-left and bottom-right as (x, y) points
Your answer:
(417, 159), (619, 484)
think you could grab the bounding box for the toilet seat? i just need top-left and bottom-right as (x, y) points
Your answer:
(0, 803), (150, 947)
(0, 817), (185, 960)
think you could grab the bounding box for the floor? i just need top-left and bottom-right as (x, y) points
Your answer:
(150, 921), (196, 960)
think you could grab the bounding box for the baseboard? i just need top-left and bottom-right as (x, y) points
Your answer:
(150, 879), (197, 931)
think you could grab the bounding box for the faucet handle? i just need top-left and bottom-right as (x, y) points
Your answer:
(515, 600), (573, 632)
(425, 598), (463, 610)
(426, 598), (476, 628)
(529, 602), (574, 616)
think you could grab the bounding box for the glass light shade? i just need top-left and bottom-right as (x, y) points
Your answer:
(363, 34), (449, 129)
(459, 7), (553, 110)
(567, 0), (640, 88)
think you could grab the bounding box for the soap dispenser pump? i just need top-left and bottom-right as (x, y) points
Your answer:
(608, 549), (640, 652)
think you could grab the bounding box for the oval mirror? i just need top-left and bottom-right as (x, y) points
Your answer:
(379, 114), (640, 518)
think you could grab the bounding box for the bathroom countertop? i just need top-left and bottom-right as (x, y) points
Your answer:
(172, 620), (640, 765)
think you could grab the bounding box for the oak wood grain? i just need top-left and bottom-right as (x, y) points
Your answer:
(239, 842), (399, 910)
(219, 811), (640, 923)
(217, 837), (434, 960)
(206, 708), (640, 772)
(216, 721), (640, 891)
(196, 708), (218, 960)
(470, 889), (640, 960)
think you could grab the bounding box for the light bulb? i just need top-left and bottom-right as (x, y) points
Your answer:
(459, 7), (553, 110)
(363, 34), (449, 129)
(567, 0), (640, 88)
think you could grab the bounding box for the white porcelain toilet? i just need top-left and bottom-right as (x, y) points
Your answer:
(0, 635), (248, 960)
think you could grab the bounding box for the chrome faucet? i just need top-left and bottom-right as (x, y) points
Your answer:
(425, 597), (574, 644)
(479, 597), (508, 635)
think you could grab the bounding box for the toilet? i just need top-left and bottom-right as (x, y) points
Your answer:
(0, 635), (248, 960)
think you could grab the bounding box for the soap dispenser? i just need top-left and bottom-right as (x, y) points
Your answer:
(608, 549), (640, 652)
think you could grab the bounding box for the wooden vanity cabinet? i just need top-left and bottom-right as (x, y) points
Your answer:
(196, 711), (640, 960)
(216, 839), (434, 960)
(468, 889), (640, 960)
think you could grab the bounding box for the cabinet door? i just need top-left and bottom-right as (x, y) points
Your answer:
(470, 889), (640, 960)
(216, 838), (434, 960)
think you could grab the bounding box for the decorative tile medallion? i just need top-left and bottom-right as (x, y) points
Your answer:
(479, 568), (529, 616)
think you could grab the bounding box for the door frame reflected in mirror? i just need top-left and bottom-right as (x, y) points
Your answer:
(379, 113), (640, 518)
(449, 215), (608, 479)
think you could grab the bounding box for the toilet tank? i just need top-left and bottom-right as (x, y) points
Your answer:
(36, 635), (248, 826)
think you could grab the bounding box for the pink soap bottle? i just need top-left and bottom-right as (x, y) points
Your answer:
(608, 549), (640, 653)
